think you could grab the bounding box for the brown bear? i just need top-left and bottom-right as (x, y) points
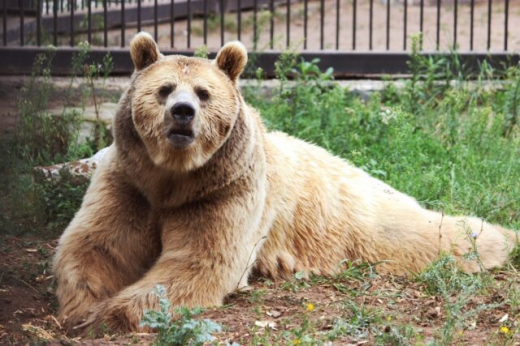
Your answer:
(53, 32), (518, 333)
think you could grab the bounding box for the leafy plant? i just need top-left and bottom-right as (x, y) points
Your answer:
(140, 285), (222, 346)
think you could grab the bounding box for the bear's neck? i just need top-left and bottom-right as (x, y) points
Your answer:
(114, 96), (265, 208)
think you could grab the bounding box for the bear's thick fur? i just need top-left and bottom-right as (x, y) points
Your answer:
(54, 32), (518, 332)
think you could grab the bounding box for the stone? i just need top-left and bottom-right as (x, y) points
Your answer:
(33, 147), (109, 185)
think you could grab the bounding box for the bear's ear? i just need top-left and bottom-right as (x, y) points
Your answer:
(214, 41), (248, 82)
(130, 32), (161, 71)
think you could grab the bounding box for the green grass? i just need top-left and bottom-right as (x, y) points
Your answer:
(244, 47), (520, 232)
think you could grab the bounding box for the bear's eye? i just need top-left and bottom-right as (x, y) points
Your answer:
(158, 84), (175, 99)
(195, 88), (210, 102)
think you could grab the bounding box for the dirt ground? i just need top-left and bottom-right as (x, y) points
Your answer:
(0, 235), (518, 345)
(77, 0), (520, 52)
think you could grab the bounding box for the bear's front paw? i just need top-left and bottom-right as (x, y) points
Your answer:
(76, 296), (146, 333)
(70, 301), (109, 336)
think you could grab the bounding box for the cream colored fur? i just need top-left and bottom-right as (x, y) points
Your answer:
(53, 33), (518, 334)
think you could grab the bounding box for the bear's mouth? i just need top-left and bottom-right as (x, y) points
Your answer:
(166, 128), (195, 148)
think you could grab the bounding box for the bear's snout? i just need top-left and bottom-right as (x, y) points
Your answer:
(164, 92), (199, 150)
(171, 102), (195, 125)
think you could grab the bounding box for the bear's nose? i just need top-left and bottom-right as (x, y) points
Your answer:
(171, 102), (195, 124)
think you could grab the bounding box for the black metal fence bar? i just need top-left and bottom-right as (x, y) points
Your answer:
(269, 0), (273, 49)
(470, 0), (474, 50)
(436, 0), (441, 50)
(504, 0), (508, 51)
(320, 0), (324, 50)
(403, 0), (407, 50)
(189, 0), (191, 48)
(303, 0), (307, 49)
(137, 0), (141, 32)
(237, 0), (241, 42)
(2, 0), (6, 46)
(174, 0), (178, 48)
(202, 0), (206, 45)
(36, 0), (41, 45)
(20, 0), (24, 46)
(369, 0), (373, 50)
(253, 0), (257, 48)
(69, 0), (73, 47)
(154, 0), (158, 42)
(487, 0), (492, 50)
(88, 0), (91, 43)
(53, 0), (57, 45)
(121, 0), (125, 47)
(386, 0), (390, 50)
(103, 0), (107, 47)
(286, 0), (289, 48)
(454, 0), (457, 49)
(220, 0), (224, 47)
(335, 0), (339, 50)
(419, 0), (424, 49)
(351, 0), (355, 51)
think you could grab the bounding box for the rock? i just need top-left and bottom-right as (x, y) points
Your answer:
(33, 147), (109, 185)
(254, 320), (277, 330)
(267, 310), (282, 318)
(425, 307), (441, 319)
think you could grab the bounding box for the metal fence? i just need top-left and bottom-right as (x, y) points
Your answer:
(0, 0), (519, 76)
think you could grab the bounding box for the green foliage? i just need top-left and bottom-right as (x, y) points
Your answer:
(416, 252), (501, 344)
(502, 65), (520, 137)
(509, 245), (520, 270)
(322, 303), (381, 343)
(0, 43), (113, 237)
(194, 45), (209, 59)
(244, 49), (520, 230)
(74, 41), (114, 152)
(140, 285), (222, 346)
(374, 324), (417, 346)
(418, 255), (481, 296)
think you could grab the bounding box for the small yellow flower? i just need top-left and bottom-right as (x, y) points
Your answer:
(500, 326), (509, 334)
(306, 303), (315, 312)
(293, 338), (301, 345)
(458, 330), (464, 336)
(386, 316), (392, 322)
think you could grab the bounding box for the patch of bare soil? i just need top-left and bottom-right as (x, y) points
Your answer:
(1, 235), (518, 345)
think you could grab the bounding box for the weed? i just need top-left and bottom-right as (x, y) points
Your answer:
(140, 285), (222, 346)
(194, 45), (209, 59)
(77, 41), (114, 152)
(374, 324), (418, 346)
(508, 245), (520, 269)
(280, 271), (310, 292)
(248, 289), (267, 304)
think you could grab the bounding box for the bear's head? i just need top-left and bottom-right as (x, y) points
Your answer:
(125, 32), (248, 172)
